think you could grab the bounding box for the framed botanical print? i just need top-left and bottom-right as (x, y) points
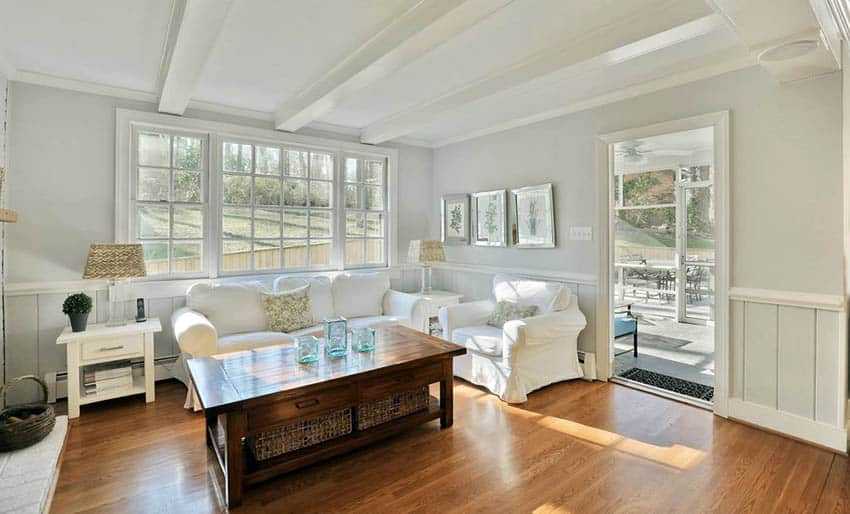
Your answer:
(471, 189), (507, 247)
(511, 183), (555, 248)
(441, 194), (470, 245)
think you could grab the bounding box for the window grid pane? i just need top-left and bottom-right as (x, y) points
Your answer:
(344, 155), (387, 268)
(221, 142), (336, 272)
(136, 129), (207, 276)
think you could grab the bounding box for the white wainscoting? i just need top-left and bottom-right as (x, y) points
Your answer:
(728, 287), (848, 451)
(430, 262), (598, 354)
(3, 267), (416, 405)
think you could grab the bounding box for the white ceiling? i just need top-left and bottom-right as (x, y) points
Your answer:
(0, 0), (841, 147)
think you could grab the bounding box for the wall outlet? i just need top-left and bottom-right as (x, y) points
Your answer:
(569, 226), (593, 241)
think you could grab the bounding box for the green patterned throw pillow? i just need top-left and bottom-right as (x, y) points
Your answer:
(262, 287), (314, 333)
(487, 301), (539, 328)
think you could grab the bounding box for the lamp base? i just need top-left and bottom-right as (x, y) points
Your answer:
(419, 265), (433, 294)
(106, 280), (126, 327)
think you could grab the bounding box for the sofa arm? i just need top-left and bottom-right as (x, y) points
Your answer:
(438, 300), (495, 341)
(172, 307), (218, 358)
(383, 289), (426, 329)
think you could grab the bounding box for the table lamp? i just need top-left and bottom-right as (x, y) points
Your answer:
(408, 240), (445, 293)
(83, 243), (146, 326)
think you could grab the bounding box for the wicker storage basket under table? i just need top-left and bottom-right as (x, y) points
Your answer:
(249, 408), (352, 461)
(357, 386), (430, 430)
(0, 375), (56, 452)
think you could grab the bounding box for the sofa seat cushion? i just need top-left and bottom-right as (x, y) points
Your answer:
(284, 316), (406, 338)
(187, 282), (267, 337)
(217, 331), (293, 354)
(451, 325), (503, 357)
(332, 272), (389, 319)
(347, 315), (407, 330)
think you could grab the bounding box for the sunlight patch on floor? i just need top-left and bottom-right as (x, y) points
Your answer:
(501, 404), (706, 470)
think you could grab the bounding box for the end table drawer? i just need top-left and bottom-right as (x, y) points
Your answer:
(359, 362), (443, 401)
(249, 384), (356, 431)
(80, 336), (144, 361)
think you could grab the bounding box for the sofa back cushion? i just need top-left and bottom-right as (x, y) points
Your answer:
(186, 282), (267, 336)
(332, 272), (389, 319)
(274, 276), (335, 322)
(491, 274), (571, 315)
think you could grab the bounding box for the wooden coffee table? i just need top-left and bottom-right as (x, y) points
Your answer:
(187, 324), (466, 507)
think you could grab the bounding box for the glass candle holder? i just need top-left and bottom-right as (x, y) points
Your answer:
(352, 327), (376, 352)
(324, 317), (348, 358)
(295, 335), (320, 364)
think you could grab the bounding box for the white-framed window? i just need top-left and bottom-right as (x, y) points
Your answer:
(117, 110), (396, 280)
(219, 140), (336, 274)
(343, 154), (387, 268)
(132, 127), (209, 277)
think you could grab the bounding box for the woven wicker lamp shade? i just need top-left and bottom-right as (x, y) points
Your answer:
(83, 244), (146, 279)
(407, 240), (445, 264)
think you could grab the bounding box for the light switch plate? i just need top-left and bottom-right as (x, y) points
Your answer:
(569, 226), (593, 241)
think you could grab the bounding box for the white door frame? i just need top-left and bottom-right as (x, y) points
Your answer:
(595, 111), (730, 417)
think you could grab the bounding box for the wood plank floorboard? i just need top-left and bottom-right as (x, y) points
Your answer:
(50, 379), (849, 513)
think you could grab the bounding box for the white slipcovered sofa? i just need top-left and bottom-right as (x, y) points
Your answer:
(172, 272), (426, 409)
(438, 275), (587, 403)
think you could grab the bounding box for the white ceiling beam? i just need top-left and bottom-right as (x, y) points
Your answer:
(158, 0), (233, 115)
(432, 50), (756, 148)
(274, 0), (514, 132)
(707, 0), (839, 81)
(360, 1), (713, 144)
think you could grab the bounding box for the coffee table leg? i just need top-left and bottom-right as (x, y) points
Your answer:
(225, 411), (247, 508)
(440, 359), (454, 428)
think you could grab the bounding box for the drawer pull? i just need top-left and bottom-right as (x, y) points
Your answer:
(295, 398), (319, 409)
(98, 345), (124, 352)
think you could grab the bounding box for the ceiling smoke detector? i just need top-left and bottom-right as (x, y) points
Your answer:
(758, 39), (820, 63)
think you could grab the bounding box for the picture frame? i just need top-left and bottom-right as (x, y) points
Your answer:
(471, 189), (508, 247)
(511, 183), (555, 248)
(441, 194), (470, 245)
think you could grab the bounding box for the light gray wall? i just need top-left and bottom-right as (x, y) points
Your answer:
(5, 81), (433, 284)
(432, 66), (844, 296)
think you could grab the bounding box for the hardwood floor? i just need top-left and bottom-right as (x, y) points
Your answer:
(51, 379), (850, 513)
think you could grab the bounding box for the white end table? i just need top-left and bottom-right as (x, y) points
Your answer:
(56, 318), (162, 418)
(410, 290), (462, 335)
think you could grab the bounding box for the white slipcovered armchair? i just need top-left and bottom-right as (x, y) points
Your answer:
(439, 275), (587, 403)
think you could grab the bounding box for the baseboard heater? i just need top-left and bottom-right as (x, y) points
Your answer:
(577, 351), (597, 381)
(45, 354), (181, 403)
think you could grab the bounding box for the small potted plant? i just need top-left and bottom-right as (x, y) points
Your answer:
(63, 293), (92, 332)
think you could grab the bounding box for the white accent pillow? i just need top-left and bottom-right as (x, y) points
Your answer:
(274, 276), (335, 322)
(186, 282), (268, 337)
(332, 272), (390, 319)
(491, 274), (572, 315)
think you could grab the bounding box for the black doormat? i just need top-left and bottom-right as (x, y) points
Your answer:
(619, 368), (714, 402)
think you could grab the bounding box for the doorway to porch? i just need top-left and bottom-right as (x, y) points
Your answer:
(608, 125), (717, 406)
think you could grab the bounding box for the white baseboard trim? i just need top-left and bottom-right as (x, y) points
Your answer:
(431, 261), (598, 286)
(728, 287), (846, 311)
(728, 398), (847, 452)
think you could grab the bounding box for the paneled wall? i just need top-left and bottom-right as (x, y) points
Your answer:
(0, 72), (7, 403)
(431, 263), (598, 353)
(728, 288), (847, 450)
(3, 269), (415, 405)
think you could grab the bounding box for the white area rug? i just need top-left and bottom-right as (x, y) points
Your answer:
(0, 415), (68, 514)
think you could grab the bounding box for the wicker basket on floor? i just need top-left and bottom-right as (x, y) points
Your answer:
(0, 375), (56, 451)
(249, 408), (352, 461)
(357, 387), (430, 430)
